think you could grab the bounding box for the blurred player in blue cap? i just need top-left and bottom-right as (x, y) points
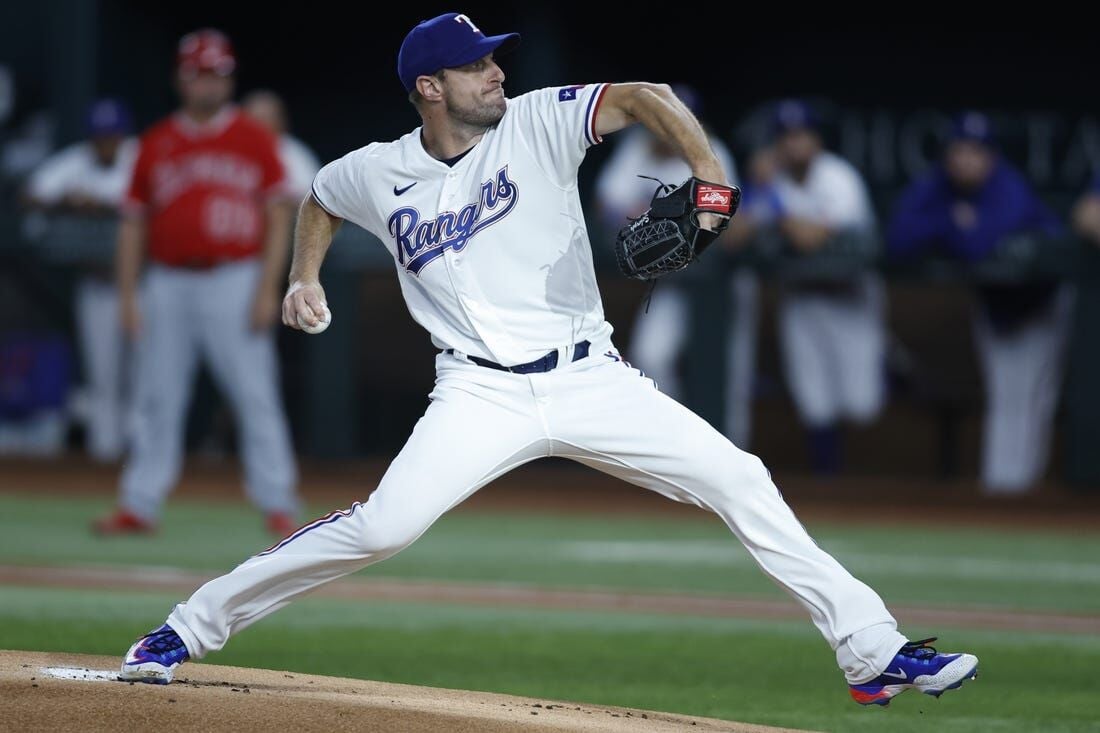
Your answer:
(769, 99), (884, 474)
(25, 98), (139, 461)
(27, 99), (135, 214)
(888, 111), (1067, 494)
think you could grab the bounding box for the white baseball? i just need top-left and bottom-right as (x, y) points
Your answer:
(297, 304), (331, 334)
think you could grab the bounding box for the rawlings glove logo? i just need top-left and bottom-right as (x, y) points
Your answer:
(614, 177), (740, 281)
(695, 185), (734, 213)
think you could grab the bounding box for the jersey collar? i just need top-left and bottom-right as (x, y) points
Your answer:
(173, 105), (238, 139)
(412, 125), (489, 173)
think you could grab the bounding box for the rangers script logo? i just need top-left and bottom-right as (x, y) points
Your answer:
(388, 166), (519, 275)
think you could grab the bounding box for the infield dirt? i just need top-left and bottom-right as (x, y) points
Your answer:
(0, 650), (818, 732)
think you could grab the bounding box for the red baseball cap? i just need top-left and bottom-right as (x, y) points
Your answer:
(177, 29), (236, 79)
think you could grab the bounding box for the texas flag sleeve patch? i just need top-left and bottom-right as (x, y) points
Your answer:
(558, 85), (585, 102)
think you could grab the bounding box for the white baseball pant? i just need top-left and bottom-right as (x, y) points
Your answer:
(974, 286), (1073, 493)
(779, 274), (886, 428)
(75, 276), (129, 461)
(166, 341), (905, 684)
(120, 260), (299, 520)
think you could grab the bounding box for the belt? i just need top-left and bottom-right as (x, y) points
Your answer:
(446, 340), (590, 374)
(160, 257), (246, 271)
(164, 261), (222, 271)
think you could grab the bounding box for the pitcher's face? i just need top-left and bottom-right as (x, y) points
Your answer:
(441, 55), (507, 127)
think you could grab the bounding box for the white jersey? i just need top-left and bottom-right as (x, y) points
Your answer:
(279, 134), (321, 201)
(773, 151), (874, 229)
(313, 84), (614, 366)
(26, 138), (138, 207)
(596, 127), (738, 220)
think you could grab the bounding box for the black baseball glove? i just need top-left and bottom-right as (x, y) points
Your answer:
(614, 177), (741, 281)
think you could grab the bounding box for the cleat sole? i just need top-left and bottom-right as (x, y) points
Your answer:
(921, 662), (978, 698)
(119, 664), (176, 685)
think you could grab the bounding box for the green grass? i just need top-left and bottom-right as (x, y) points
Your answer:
(2, 585), (1098, 733)
(1, 494), (1098, 613)
(2, 492), (1099, 732)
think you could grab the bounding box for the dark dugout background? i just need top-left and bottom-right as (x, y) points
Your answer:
(3, 3), (1099, 478)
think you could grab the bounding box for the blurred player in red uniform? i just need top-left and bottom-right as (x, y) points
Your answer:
(94, 29), (300, 536)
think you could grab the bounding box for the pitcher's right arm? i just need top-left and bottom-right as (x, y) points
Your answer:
(282, 194), (342, 330)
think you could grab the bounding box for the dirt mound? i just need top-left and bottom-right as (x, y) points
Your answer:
(1, 650), (814, 732)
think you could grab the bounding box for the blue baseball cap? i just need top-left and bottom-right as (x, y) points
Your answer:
(950, 111), (996, 146)
(85, 98), (133, 137)
(398, 13), (520, 93)
(772, 99), (820, 136)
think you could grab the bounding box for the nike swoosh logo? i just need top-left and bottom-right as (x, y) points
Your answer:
(881, 669), (908, 680)
(394, 182), (417, 196)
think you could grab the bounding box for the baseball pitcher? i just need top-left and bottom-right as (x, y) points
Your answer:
(119, 13), (978, 707)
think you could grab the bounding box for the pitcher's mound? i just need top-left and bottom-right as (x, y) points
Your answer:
(1, 650), (816, 732)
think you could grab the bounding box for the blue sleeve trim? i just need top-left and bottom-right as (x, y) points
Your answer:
(583, 83), (609, 147)
(310, 181), (341, 218)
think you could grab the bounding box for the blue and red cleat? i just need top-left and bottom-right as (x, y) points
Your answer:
(849, 637), (978, 706)
(119, 624), (190, 684)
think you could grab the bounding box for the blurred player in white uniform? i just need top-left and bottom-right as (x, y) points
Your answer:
(595, 86), (757, 446)
(118, 14), (978, 708)
(770, 100), (884, 474)
(243, 91), (320, 200)
(25, 98), (138, 461)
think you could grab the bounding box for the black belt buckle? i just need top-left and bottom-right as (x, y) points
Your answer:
(451, 340), (590, 374)
(509, 352), (559, 374)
